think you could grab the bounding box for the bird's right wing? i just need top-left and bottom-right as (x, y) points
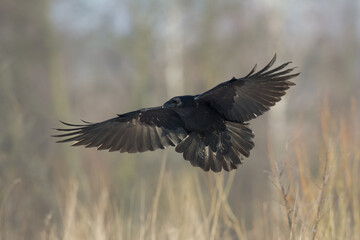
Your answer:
(195, 54), (299, 123)
(53, 107), (188, 153)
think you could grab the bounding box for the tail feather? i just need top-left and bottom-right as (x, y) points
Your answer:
(226, 122), (255, 157)
(175, 122), (254, 172)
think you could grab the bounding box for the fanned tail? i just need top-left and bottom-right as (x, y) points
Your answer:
(175, 122), (254, 172)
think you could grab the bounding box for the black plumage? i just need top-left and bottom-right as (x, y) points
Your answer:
(53, 54), (299, 172)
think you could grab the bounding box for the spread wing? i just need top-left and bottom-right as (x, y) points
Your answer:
(195, 54), (300, 122)
(53, 107), (188, 153)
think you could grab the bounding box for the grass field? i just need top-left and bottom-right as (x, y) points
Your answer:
(1, 1), (359, 239)
(2, 101), (356, 240)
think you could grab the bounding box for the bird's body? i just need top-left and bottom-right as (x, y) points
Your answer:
(54, 55), (299, 172)
(173, 101), (223, 133)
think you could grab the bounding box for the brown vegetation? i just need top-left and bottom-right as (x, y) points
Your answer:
(1, 0), (359, 239)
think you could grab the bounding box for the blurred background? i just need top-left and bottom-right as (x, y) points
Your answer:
(0, 0), (359, 239)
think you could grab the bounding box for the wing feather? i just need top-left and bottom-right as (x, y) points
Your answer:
(195, 54), (299, 122)
(53, 107), (188, 153)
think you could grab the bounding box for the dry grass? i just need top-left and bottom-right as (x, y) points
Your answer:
(1, 101), (359, 240)
(267, 99), (360, 240)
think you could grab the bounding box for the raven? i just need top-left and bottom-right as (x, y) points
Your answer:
(53, 55), (299, 172)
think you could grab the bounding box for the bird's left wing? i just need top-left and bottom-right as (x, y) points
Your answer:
(195, 54), (299, 122)
(53, 107), (188, 153)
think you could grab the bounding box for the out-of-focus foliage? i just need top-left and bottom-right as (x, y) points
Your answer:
(0, 0), (359, 239)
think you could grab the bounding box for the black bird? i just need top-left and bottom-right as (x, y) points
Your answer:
(53, 55), (299, 172)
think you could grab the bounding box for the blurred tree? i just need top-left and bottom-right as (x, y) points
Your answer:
(0, 0), (359, 239)
(164, 1), (184, 98)
(0, 0), (62, 239)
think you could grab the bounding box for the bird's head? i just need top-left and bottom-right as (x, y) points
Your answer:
(163, 95), (195, 108)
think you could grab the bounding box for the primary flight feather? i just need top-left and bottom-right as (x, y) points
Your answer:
(53, 54), (299, 172)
